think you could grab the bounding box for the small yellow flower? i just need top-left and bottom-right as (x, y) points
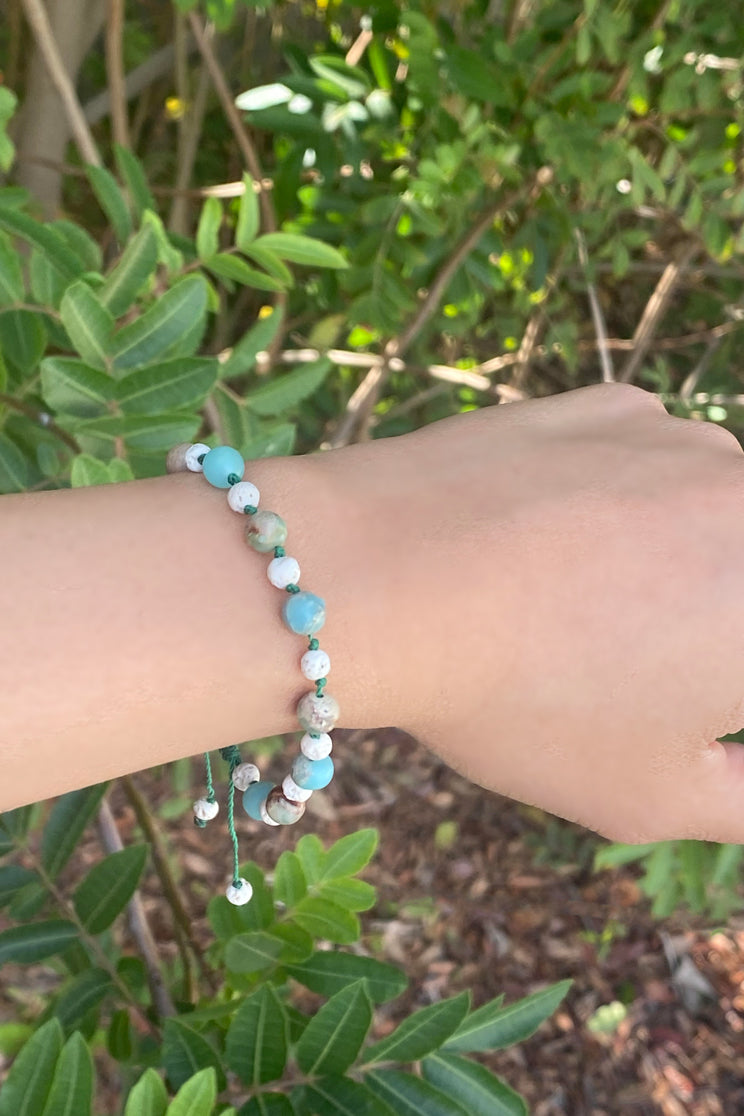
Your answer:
(165, 96), (187, 121)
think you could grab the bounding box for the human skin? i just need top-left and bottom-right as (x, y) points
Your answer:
(2, 381), (744, 846)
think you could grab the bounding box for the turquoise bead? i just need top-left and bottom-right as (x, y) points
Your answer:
(202, 445), (245, 488)
(283, 592), (326, 635)
(242, 780), (274, 820)
(292, 754), (334, 790)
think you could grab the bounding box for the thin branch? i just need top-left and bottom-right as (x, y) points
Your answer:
(168, 45), (212, 234)
(27, 837), (161, 1036)
(325, 168), (553, 448)
(345, 28), (373, 67)
(97, 796), (176, 1019)
(120, 774), (218, 1000)
(105, 0), (129, 149)
(19, 0), (102, 167)
(574, 229), (615, 382)
(186, 13), (275, 233)
(618, 242), (698, 383)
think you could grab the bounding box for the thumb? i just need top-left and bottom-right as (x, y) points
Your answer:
(678, 739), (744, 845)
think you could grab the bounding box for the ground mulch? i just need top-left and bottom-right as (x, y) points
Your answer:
(2, 726), (743, 1114)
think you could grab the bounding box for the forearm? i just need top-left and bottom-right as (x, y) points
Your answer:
(0, 451), (382, 811)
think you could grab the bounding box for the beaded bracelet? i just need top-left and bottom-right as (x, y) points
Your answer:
(165, 441), (339, 907)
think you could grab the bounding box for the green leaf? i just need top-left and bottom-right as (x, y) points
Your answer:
(0, 922), (79, 967)
(422, 1054), (527, 1116)
(225, 930), (284, 973)
(141, 209), (184, 274)
(0, 1019), (63, 1116)
(205, 253), (286, 292)
(296, 981), (372, 1076)
(254, 233), (347, 269)
(112, 276), (208, 372)
(30, 248), (66, 308)
(365, 1070), (469, 1116)
(100, 223), (158, 316)
(274, 851), (307, 908)
(0, 207), (78, 280)
(238, 1095), (295, 1116)
(318, 878), (376, 912)
(73, 844), (148, 933)
(321, 829), (379, 881)
(0, 433), (31, 493)
(0, 805), (36, 841)
(287, 951), (408, 1005)
(86, 164), (133, 244)
(124, 1068), (168, 1116)
(364, 992), (471, 1064)
(221, 309), (284, 379)
(115, 357), (218, 415)
(241, 242), (293, 286)
(165, 1067), (217, 1116)
(0, 865), (39, 907)
(292, 1078), (393, 1116)
(208, 864), (274, 938)
(114, 145), (156, 219)
(107, 1009), (133, 1062)
(40, 357), (114, 418)
(0, 309), (46, 374)
(52, 968), (112, 1034)
(41, 1033), (93, 1116)
(65, 411), (202, 453)
(267, 922), (314, 964)
(41, 784), (109, 878)
(443, 981), (572, 1053)
(292, 897), (359, 944)
(0, 230), (23, 303)
(242, 421), (296, 459)
(225, 984), (289, 1086)
(70, 454), (116, 488)
(196, 197), (223, 261)
(294, 834), (327, 884)
(8, 881), (47, 921)
(245, 357), (331, 417)
(53, 221), (102, 272)
(236, 174), (260, 249)
(163, 1020), (225, 1092)
(309, 55), (370, 99)
(593, 842), (655, 870)
(59, 282), (114, 369)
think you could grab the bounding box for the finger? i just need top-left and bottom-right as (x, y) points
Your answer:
(672, 739), (744, 845)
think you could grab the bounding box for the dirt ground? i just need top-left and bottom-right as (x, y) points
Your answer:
(2, 725), (744, 1114)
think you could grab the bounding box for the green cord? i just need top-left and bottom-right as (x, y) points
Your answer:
(219, 746), (242, 888)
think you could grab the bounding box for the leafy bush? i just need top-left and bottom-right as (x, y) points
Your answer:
(0, 802), (570, 1112)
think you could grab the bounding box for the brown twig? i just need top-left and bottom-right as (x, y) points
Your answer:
(168, 29), (212, 235)
(105, 0), (129, 149)
(618, 242), (698, 383)
(19, 0), (102, 167)
(574, 229), (615, 383)
(120, 774), (218, 1001)
(97, 796), (176, 1019)
(325, 169), (552, 448)
(186, 13), (275, 233)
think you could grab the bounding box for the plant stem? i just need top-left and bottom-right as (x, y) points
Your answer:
(105, 0), (129, 150)
(25, 843), (162, 1038)
(97, 796), (177, 1019)
(19, 0), (102, 167)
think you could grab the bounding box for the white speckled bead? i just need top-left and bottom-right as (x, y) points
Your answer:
(282, 774), (313, 803)
(300, 731), (333, 760)
(232, 763), (261, 792)
(227, 480), (260, 514)
(268, 555), (301, 589)
(166, 443), (192, 473)
(185, 443), (211, 471)
(193, 798), (219, 821)
(226, 878), (253, 906)
(297, 692), (340, 733)
(259, 799), (280, 826)
(301, 649), (331, 681)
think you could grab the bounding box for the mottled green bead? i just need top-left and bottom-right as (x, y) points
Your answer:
(245, 510), (287, 554)
(265, 786), (306, 825)
(297, 692), (340, 733)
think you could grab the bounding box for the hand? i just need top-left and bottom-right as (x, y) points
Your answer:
(303, 382), (744, 845)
